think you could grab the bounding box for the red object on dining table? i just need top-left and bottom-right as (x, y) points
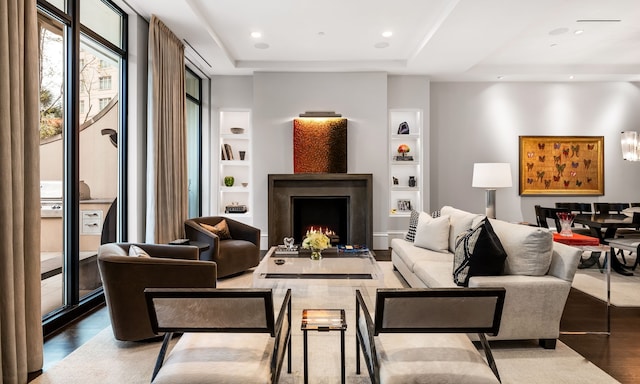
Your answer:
(552, 232), (600, 246)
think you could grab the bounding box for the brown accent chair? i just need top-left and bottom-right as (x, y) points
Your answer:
(184, 216), (260, 278)
(97, 243), (217, 341)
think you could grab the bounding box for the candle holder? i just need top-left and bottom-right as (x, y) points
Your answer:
(556, 212), (576, 237)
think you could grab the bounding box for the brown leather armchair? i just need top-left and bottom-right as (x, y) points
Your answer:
(97, 243), (217, 341)
(184, 216), (260, 278)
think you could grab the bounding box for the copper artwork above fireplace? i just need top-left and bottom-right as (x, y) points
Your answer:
(293, 117), (347, 173)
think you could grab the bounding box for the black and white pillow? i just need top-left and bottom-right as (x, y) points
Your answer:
(453, 217), (507, 287)
(431, 210), (441, 218)
(405, 210), (421, 242)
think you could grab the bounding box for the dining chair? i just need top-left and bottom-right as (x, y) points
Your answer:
(535, 205), (568, 230)
(593, 203), (630, 214)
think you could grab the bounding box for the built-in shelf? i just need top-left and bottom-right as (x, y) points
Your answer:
(389, 109), (423, 217)
(219, 109), (252, 223)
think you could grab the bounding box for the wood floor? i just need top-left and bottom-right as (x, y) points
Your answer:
(34, 251), (640, 383)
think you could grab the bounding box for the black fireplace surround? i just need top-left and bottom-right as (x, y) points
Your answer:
(268, 174), (373, 248)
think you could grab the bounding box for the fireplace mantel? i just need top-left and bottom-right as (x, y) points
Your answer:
(268, 174), (373, 248)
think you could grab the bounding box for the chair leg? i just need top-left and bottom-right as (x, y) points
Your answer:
(539, 338), (557, 349)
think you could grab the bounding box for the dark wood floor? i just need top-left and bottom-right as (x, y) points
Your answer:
(34, 251), (640, 383)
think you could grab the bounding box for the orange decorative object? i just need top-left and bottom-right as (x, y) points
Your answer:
(397, 144), (410, 154)
(552, 232), (599, 246)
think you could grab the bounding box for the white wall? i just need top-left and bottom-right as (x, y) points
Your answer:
(430, 82), (640, 224)
(252, 72), (388, 246)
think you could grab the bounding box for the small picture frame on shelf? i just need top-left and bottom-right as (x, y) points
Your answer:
(397, 199), (412, 212)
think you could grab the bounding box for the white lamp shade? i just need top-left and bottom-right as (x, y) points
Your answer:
(472, 163), (512, 189)
(621, 131), (639, 161)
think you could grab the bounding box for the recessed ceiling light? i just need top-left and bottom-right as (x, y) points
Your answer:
(374, 42), (389, 49)
(317, 31), (325, 36)
(569, 75), (575, 80)
(254, 42), (269, 49)
(251, 32), (262, 39)
(382, 31), (393, 38)
(550, 43), (558, 47)
(549, 27), (569, 36)
(574, 29), (584, 35)
(497, 76), (504, 80)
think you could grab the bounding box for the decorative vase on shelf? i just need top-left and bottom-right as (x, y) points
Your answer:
(224, 176), (234, 187)
(556, 212), (575, 237)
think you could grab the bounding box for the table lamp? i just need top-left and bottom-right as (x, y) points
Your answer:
(472, 163), (512, 219)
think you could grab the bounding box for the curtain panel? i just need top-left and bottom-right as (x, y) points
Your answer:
(0, 0), (44, 382)
(147, 15), (188, 244)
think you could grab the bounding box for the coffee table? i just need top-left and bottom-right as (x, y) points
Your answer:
(253, 246), (384, 286)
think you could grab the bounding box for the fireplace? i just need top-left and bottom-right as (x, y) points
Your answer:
(293, 197), (348, 245)
(268, 174), (373, 248)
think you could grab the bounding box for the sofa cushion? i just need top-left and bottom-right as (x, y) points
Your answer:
(413, 214), (450, 253)
(391, 238), (453, 273)
(128, 244), (150, 258)
(414, 260), (458, 288)
(440, 206), (482, 252)
(489, 219), (553, 276)
(404, 210), (420, 242)
(201, 220), (232, 240)
(453, 218), (507, 287)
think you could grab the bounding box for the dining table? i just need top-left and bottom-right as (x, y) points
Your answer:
(573, 213), (639, 276)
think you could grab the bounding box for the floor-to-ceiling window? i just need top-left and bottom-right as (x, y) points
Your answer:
(38, 0), (127, 333)
(186, 68), (202, 218)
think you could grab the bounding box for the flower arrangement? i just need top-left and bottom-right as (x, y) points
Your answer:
(302, 230), (330, 251)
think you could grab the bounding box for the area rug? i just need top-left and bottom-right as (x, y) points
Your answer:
(33, 262), (619, 384)
(571, 252), (640, 307)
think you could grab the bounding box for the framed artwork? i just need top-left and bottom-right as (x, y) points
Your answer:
(397, 199), (412, 211)
(293, 118), (347, 173)
(519, 136), (604, 196)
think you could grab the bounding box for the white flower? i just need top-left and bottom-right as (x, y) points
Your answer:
(302, 231), (330, 251)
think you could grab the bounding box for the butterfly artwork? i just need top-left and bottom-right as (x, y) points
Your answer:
(570, 170), (577, 177)
(554, 142), (561, 149)
(527, 178), (534, 184)
(562, 148), (570, 158)
(527, 162), (534, 171)
(571, 144), (580, 157)
(536, 171), (545, 182)
(544, 180), (551, 189)
(571, 161), (579, 168)
(527, 152), (535, 158)
(576, 180), (583, 187)
(553, 155), (562, 164)
(538, 155), (546, 162)
(538, 143), (545, 150)
(587, 144), (595, 150)
(587, 177), (593, 183)
(583, 159), (592, 169)
(555, 163), (566, 176)
(563, 180), (570, 188)
(553, 175), (560, 182)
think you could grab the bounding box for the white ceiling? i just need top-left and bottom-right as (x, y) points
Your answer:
(121, 0), (640, 81)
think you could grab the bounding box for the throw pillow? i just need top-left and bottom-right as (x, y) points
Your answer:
(200, 220), (232, 240)
(453, 217), (507, 287)
(431, 210), (441, 218)
(128, 244), (150, 258)
(405, 210), (421, 242)
(413, 214), (450, 253)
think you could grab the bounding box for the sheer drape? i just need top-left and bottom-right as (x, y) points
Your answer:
(0, 0), (44, 382)
(147, 15), (188, 244)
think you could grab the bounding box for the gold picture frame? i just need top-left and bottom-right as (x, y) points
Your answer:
(519, 136), (604, 196)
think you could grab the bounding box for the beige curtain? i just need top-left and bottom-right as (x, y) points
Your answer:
(147, 15), (188, 244)
(0, 0), (44, 382)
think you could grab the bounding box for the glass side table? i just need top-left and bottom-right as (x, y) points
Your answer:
(301, 309), (347, 384)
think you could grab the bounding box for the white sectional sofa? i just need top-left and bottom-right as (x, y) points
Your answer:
(391, 206), (582, 349)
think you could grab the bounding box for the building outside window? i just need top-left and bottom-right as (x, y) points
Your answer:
(99, 97), (111, 110)
(99, 76), (111, 90)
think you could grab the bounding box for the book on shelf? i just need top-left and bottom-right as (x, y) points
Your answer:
(224, 144), (234, 160)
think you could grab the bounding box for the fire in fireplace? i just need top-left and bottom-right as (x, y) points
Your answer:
(293, 197), (348, 245)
